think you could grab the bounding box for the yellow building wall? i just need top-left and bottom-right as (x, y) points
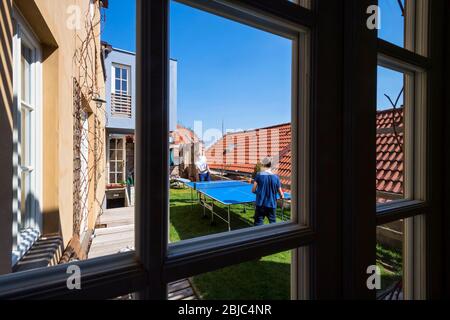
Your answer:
(0, 0), (106, 273)
(0, 0), (14, 275)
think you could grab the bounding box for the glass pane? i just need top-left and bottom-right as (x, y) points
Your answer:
(20, 171), (29, 229)
(169, 0), (298, 242)
(21, 45), (32, 104)
(377, 0), (424, 54)
(168, 251), (292, 300)
(117, 162), (124, 173)
(117, 139), (124, 150)
(109, 150), (117, 160)
(378, 0), (405, 48)
(115, 79), (121, 93)
(5, 0), (140, 277)
(20, 109), (27, 166)
(89, 0), (137, 260)
(110, 161), (117, 173)
(377, 219), (404, 300)
(377, 66), (407, 204)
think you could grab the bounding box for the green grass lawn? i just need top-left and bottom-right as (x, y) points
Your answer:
(376, 244), (403, 293)
(169, 187), (291, 300)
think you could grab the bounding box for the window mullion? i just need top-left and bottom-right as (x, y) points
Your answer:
(341, 0), (378, 299)
(136, 0), (169, 300)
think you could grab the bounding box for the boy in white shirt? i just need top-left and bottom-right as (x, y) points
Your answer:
(196, 156), (211, 182)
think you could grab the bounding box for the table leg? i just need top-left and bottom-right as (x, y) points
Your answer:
(228, 205), (231, 232)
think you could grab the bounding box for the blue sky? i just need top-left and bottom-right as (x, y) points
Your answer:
(102, 0), (405, 128)
(377, 0), (405, 110)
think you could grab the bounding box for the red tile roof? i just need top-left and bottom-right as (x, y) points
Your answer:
(206, 108), (405, 199)
(206, 123), (292, 186)
(172, 124), (201, 145)
(376, 108), (404, 202)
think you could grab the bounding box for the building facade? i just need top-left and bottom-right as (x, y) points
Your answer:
(103, 46), (179, 208)
(102, 47), (136, 208)
(0, 0), (107, 274)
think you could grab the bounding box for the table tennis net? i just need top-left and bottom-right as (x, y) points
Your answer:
(193, 180), (250, 190)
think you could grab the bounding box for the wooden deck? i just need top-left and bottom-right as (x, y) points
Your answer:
(89, 207), (197, 300)
(89, 207), (135, 259)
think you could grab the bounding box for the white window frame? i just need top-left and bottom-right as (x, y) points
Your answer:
(112, 64), (131, 96)
(11, 8), (43, 266)
(163, 0), (311, 300)
(376, 0), (429, 300)
(107, 135), (127, 185)
(376, 57), (428, 300)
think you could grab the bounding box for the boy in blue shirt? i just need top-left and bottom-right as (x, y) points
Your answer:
(252, 157), (284, 226)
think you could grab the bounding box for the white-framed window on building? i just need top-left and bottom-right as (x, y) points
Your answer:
(111, 64), (132, 118)
(108, 136), (126, 184)
(12, 10), (43, 266)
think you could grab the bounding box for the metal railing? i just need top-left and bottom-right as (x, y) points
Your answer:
(111, 93), (132, 118)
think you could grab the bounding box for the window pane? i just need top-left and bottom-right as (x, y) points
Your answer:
(115, 79), (121, 93)
(117, 139), (124, 149)
(117, 162), (124, 173)
(110, 139), (116, 150)
(378, 0), (428, 55)
(378, 0), (406, 49)
(4, 0), (139, 277)
(377, 219), (404, 300)
(21, 45), (32, 104)
(122, 80), (127, 93)
(110, 161), (117, 173)
(169, 0), (300, 242)
(20, 171), (29, 229)
(122, 68), (127, 80)
(20, 109), (28, 167)
(377, 66), (408, 204)
(168, 251), (292, 300)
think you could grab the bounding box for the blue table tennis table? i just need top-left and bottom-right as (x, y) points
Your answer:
(184, 180), (291, 231)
